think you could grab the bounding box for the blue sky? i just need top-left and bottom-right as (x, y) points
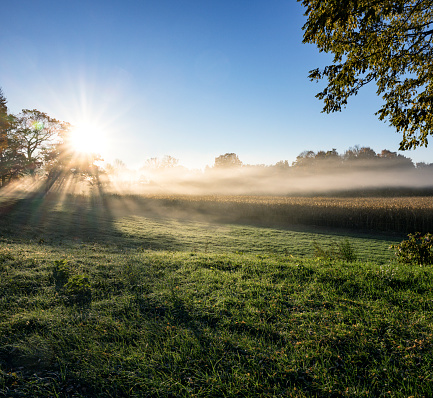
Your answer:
(1, 0), (432, 169)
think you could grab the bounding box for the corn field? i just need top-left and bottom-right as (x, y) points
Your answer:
(120, 194), (433, 234)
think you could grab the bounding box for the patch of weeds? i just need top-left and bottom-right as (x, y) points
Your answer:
(378, 263), (398, 282)
(62, 274), (92, 306)
(52, 259), (92, 306)
(52, 259), (71, 291)
(314, 239), (357, 262)
(338, 239), (357, 262)
(391, 232), (433, 265)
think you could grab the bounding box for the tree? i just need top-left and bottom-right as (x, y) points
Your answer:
(0, 88), (8, 132)
(343, 146), (377, 162)
(13, 109), (65, 176)
(378, 149), (414, 168)
(355, 147), (377, 160)
(292, 150), (316, 167)
(105, 159), (127, 175)
(300, 0), (433, 149)
(0, 89), (24, 187)
(142, 155), (179, 170)
(0, 88), (9, 186)
(274, 160), (291, 170)
(0, 129), (26, 186)
(214, 153), (242, 168)
(160, 155), (179, 169)
(416, 161), (433, 168)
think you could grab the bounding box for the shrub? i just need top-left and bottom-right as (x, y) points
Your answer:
(392, 232), (433, 265)
(337, 239), (357, 262)
(314, 239), (357, 262)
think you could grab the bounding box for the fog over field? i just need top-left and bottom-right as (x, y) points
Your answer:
(2, 163), (433, 199)
(91, 164), (433, 197)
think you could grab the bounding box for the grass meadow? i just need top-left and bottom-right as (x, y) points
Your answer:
(1, 192), (433, 397)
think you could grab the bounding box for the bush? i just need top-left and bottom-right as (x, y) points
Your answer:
(392, 232), (433, 265)
(314, 239), (357, 262)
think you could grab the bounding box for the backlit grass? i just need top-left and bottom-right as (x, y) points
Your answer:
(1, 192), (432, 397)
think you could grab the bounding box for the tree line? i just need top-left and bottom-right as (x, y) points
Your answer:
(0, 88), (100, 189)
(210, 150), (429, 172)
(140, 151), (426, 172)
(107, 148), (430, 177)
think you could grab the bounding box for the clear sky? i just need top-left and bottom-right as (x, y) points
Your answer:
(1, 0), (432, 169)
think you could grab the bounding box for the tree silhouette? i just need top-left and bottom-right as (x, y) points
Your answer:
(142, 155), (179, 170)
(0, 89), (24, 187)
(13, 109), (65, 177)
(214, 153), (242, 168)
(0, 88), (8, 186)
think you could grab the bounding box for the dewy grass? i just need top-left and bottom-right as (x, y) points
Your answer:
(0, 193), (432, 397)
(314, 238), (358, 262)
(1, 242), (433, 397)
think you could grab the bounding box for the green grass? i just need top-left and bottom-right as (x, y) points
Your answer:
(0, 193), (400, 263)
(1, 193), (432, 397)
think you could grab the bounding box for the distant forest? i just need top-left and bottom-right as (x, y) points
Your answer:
(211, 149), (430, 171)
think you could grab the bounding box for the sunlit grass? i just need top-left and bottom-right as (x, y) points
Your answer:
(0, 192), (432, 397)
(1, 240), (433, 397)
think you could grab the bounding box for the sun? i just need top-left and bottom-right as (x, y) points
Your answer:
(68, 122), (106, 156)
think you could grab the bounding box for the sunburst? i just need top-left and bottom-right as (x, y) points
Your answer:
(68, 122), (106, 155)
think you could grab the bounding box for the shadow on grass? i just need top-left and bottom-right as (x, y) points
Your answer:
(100, 193), (407, 242)
(0, 188), (186, 252)
(0, 188), (403, 259)
(0, 186), (111, 242)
